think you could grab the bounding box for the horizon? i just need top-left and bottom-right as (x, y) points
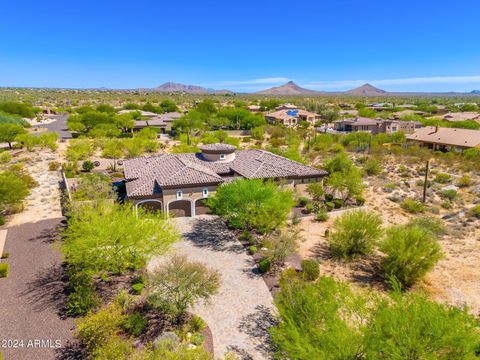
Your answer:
(1, 0), (480, 93)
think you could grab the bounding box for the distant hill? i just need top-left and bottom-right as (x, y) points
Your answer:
(344, 83), (387, 96)
(152, 82), (233, 94)
(256, 81), (322, 95)
(470, 90), (480, 94)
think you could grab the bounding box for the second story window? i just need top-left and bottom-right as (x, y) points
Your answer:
(219, 154), (226, 160)
(176, 190), (183, 200)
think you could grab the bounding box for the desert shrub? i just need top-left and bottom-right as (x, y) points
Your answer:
(76, 304), (126, 354)
(328, 210), (383, 260)
(306, 183), (324, 201)
(456, 174), (472, 187)
(148, 255), (220, 317)
(469, 204), (480, 218)
(48, 161), (60, 171)
(400, 198), (425, 213)
(71, 173), (113, 201)
(440, 189), (457, 200)
(0, 151), (12, 164)
(304, 203), (314, 214)
(82, 160), (94, 172)
(408, 216), (446, 236)
(262, 230), (299, 269)
(191, 332), (205, 346)
(297, 196), (309, 207)
(131, 283), (144, 295)
(115, 290), (134, 311)
(364, 289), (480, 359)
(314, 210), (329, 222)
(434, 172), (451, 184)
(207, 179), (295, 234)
(0, 167), (36, 214)
(0, 263), (9, 278)
(94, 335), (134, 360)
(248, 245), (257, 254)
(0, 216), (4, 226)
(122, 312), (147, 336)
(189, 315), (207, 332)
(66, 270), (99, 316)
(380, 226), (443, 287)
(301, 259), (319, 281)
(259, 258), (271, 273)
(239, 230), (254, 244)
(363, 158), (382, 175)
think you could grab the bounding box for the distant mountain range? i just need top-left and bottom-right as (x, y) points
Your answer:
(151, 82), (233, 94)
(345, 83), (387, 96)
(470, 90), (480, 94)
(255, 81), (323, 95)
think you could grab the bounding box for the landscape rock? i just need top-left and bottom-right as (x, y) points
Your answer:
(153, 331), (180, 349)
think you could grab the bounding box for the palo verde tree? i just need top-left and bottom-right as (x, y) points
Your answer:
(207, 179), (295, 234)
(0, 123), (26, 149)
(172, 110), (205, 145)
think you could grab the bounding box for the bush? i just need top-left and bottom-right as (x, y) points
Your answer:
(456, 174), (472, 187)
(400, 198), (425, 214)
(408, 216), (446, 236)
(0, 263), (9, 278)
(314, 210), (329, 222)
(259, 258), (271, 273)
(301, 259), (319, 281)
(306, 183), (324, 201)
(122, 312), (147, 336)
(66, 270), (99, 316)
(48, 161), (60, 171)
(262, 230), (299, 268)
(363, 158), (382, 175)
(297, 196), (309, 207)
(148, 255), (220, 317)
(76, 304), (126, 354)
(94, 335), (134, 360)
(82, 160), (94, 172)
(440, 189), (457, 200)
(0, 151), (12, 164)
(131, 283), (144, 295)
(189, 315), (207, 332)
(248, 245), (257, 254)
(380, 226), (443, 287)
(328, 210), (383, 260)
(434, 172), (451, 184)
(469, 204), (480, 218)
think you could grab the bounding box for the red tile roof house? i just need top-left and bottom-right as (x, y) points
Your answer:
(123, 143), (327, 217)
(334, 117), (421, 135)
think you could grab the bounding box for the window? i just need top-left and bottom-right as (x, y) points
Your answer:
(176, 190), (183, 200)
(203, 188), (209, 197)
(219, 154), (226, 160)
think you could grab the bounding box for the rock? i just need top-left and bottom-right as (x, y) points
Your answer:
(186, 344), (197, 350)
(388, 190), (406, 203)
(404, 180), (417, 188)
(442, 185), (459, 192)
(153, 331), (180, 350)
(383, 187), (393, 193)
(471, 185), (480, 195)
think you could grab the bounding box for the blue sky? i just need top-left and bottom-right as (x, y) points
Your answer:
(1, 0), (480, 92)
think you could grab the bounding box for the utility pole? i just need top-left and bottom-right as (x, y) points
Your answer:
(422, 160), (429, 203)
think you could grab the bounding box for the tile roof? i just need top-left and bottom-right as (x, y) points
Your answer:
(406, 126), (480, 148)
(199, 143), (236, 152)
(124, 147), (327, 198)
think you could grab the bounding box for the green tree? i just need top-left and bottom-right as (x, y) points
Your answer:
(159, 99), (179, 113)
(102, 139), (124, 171)
(148, 255), (220, 317)
(0, 170), (32, 212)
(196, 99), (217, 115)
(172, 110), (205, 145)
(62, 202), (178, 275)
(0, 123), (26, 148)
(380, 225), (443, 287)
(207, 179), (295, 234)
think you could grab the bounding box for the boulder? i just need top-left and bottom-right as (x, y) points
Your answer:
(153, 331), (180, 350)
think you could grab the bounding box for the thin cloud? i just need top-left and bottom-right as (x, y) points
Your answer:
(305, 75), (480, 90)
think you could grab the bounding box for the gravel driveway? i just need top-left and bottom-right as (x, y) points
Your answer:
(149, 215), (276, 360)
(0, 219), (78, 360)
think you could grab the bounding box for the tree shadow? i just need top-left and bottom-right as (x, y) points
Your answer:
(28, 220), (65, 244)
(182, 217), (245, 254)
(237, 304), (277, 357)
(55, 341), (85, 360)
(20, 262), (70, 316)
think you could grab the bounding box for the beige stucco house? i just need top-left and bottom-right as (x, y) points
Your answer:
(124, 143), (327, 217)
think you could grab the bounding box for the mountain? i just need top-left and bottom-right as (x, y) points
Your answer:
(152, 82), (233, 94)
(255, 81), (322, 95)
(470, 90), (480, 94)
(344, 83), (387, 96)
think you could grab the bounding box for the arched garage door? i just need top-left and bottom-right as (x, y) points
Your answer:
(137, 200), (163, 213)
(195, 198), (210, 215)
(168, 200), (192, 217)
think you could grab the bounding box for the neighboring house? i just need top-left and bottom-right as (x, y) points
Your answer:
(275, 103), (299, 111)
(133, 112), (182, 133)
(442, 112), (480, 122)
(406, 126), (480, 151)
(391, 109), (425, 119)
(334, 117), (420, 135)
(246, 105), (261, 112)
(123, 143), (327, 217)
(266, 108), (321, 127)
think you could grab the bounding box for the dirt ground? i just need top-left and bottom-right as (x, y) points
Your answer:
(296, 157), (480, 315)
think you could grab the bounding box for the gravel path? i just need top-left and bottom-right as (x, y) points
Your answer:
(0, 219), (78, 360)
(149, 215), (276, 360)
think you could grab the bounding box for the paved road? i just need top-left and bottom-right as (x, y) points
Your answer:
(33, 115), (72, 139)
(0, 219), (78, 360)
(149, 216), (276, 360)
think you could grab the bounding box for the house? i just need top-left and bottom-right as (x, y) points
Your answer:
(123, 143), (327, 217)
(334, 117), (420, 135)
(442, 112), (480, 122)
(132, 112), (182, 133)
(246, 105), (261, 112)
(266, 107), (321, 127)
(405, 126), (480, 151)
